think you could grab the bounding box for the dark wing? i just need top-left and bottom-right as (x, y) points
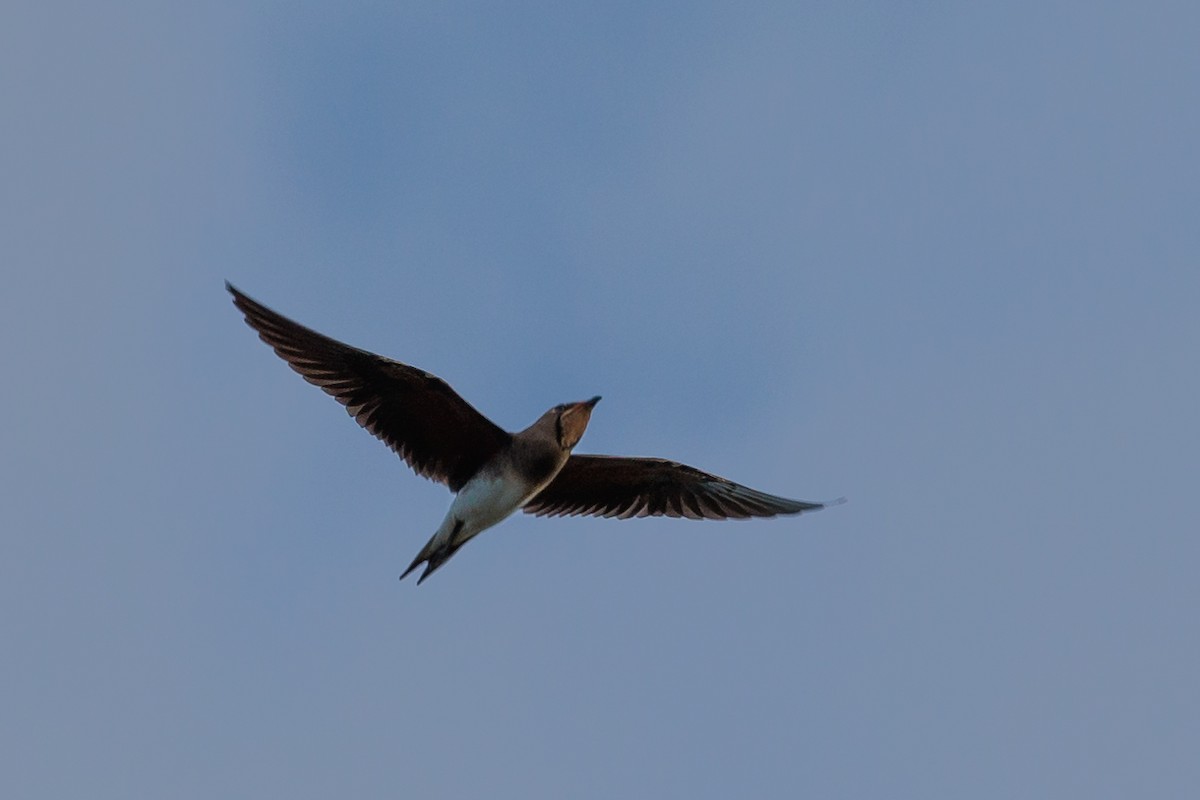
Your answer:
(227, 283), (511, 491)
(523, 454), (824, 520)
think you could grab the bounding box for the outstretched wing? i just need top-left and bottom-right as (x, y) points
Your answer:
(524, 454), (824, 520)
(228, 283), (511, 491)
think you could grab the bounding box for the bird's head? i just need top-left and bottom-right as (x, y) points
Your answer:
(553, 395), (601, 450)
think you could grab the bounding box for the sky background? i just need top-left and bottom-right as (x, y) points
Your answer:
(4, 2), (1198, 797)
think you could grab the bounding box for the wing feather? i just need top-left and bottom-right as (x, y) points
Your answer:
(524, 454), (824, 520)
(228, 283), (510, 491)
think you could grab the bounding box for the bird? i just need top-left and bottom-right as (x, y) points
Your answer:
(227, 282), (832, 583)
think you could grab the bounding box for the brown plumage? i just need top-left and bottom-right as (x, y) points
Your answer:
(229, 283), (510, 491)
(525, 455), (823, 520)
(227, 283), (832, 583)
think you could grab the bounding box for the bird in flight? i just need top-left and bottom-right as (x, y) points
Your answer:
(227, 283), (831, 584)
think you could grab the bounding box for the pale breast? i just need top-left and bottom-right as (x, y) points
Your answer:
(448, 471), (528, 531)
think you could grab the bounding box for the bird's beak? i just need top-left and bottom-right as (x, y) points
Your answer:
(565, 396), (601, 416)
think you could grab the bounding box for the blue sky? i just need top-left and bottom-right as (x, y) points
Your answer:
(4, 2), (1198, 797)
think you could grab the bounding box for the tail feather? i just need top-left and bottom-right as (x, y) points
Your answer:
(417, 544), (463, 584)
(400, 518), (465, 584)
(399, 541), (465, 584)
(399, 554), (425, 582)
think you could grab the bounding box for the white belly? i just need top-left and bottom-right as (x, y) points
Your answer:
(429, 467), (547, 552)
(451, 470), (531, 531)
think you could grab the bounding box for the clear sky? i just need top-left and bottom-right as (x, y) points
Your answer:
(4, 2), (1198, 797)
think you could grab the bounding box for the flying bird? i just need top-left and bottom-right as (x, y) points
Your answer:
(227, 283), (831, 583)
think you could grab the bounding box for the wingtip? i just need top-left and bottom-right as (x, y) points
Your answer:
(226, 281), (250, 308)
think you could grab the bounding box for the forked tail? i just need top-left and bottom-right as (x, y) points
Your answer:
(399, 519), (465, 585)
